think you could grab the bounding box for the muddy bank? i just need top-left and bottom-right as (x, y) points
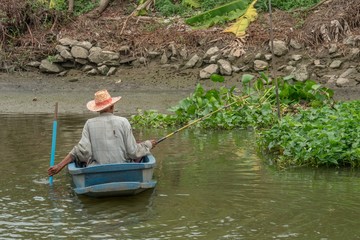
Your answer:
(0, 68), (194, 115)
(0, 64), (359, 115)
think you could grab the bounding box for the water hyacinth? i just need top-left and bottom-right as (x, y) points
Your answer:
(257, 101), (360, 167)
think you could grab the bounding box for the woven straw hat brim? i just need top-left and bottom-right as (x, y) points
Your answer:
(86, 96), (122, 112)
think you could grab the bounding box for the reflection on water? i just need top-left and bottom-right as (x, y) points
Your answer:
(1, 114), (360, 239)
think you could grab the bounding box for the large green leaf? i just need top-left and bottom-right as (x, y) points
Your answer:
(185, 0), (250, 27)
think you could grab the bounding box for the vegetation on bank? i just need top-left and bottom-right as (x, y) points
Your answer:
(0, 0), (321, 46)
(155, 0), (321, 16)
(130, 74), (360, 168)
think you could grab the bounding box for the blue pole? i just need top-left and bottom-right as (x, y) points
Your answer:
(49, 103), (58, 186)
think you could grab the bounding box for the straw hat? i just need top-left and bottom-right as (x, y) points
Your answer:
(86, 89), (121, 112)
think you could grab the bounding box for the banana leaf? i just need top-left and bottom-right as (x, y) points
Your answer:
(224, 0), (258, 37)
(185, 0), (251, 28)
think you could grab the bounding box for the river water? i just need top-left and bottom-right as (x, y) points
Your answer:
(1, 113), (360, 239)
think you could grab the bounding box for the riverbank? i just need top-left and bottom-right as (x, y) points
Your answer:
(1, 0), (359, 115)
(0, 64), (359, 114)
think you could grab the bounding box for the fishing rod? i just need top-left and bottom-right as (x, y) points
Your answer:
(156, 95), (249, 144)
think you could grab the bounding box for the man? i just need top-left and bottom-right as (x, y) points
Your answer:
(48, 89), (157, 176)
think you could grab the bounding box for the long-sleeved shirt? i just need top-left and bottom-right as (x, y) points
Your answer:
(70, 112), (152, 166)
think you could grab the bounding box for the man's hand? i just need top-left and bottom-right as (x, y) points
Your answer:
(150, 139), (157, 148)
(48, 164), (62, 176)
(47, 153), (73, 176)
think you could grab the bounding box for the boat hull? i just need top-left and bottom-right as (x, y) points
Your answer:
(67, 155), (157, 197)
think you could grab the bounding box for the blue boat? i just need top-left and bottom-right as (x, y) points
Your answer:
(67, 155), (157, 197)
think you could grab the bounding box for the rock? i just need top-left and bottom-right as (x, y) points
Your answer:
(288, 60), (296, 66)
(324, 74), (338, 84)
(277, 65), (287, 71)
(107, 67), (117, 76)
(89, 47), (102, 53)
(59, 49), (74, 60)
(26, 61), (41, 67)
(119, 57), (137, 64)
(57, 71), (68, 77)
(199, 64), (219, 79)
(55, 45), (70, 53)
(52, 54), (66, 63)
(217, 59), (232, 76)
(329, 43), (338, 54)
(204, 46), (220, 59)
(88, 50), (120, 64)
(329, 60), (342, 69)
(71, 46), (89, 59)
(314, 59), (321, 65)
(339, 67), (357, 78)
(264, 54), (272, 61)
(58, 38), (79, 46)
(87, 69), (98, 75)
(209, 54), (220, 64)
(314, 59), (326, 68)
(336, 77), (351, 87)
(271, 40), (288, 56)
(179, 48), (188, 60)
(169, 42), (177, 57)
(138, 57), (147, 64)
(290, 39), (302, 49)
(75, 58), (88, 65)
(232, 66), (241, 73)
(291, 54), (302, 61)
(255, 53), (262, 59)
(226, 54), (236, 62)
(82, 65), (94, 72)
(184, 54), (200, 69)
(160, 52), (168, 64)
(102, 60), (121, 66)
(148, 51), (161, 59)
(74, 41), (92, 50)
(285, 66), (296, 73)
(254, 60), (268, 71)
(293, 64), (309, 82)
(98, 65), (109, 75)
(39, 59), (63, 73)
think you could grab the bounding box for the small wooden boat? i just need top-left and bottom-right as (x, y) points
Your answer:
(67, 155), (157, 197)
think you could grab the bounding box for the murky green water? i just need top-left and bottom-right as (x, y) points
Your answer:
(1, 114), (360, 239)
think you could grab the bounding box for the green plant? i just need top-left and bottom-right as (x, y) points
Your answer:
(257, 101), (360, 168)
(130, 73), (334, 131)
(47, 55), (56, 63)
(155, 0), (187, 16)
(256, 0), (321, 11)
(73, 0), (99, 15)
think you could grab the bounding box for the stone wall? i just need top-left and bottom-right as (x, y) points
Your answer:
(28, 35), (360, 87)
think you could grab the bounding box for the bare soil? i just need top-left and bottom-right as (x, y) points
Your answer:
(0, 0), (359, 114)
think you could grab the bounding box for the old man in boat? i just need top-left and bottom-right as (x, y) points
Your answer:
(48, 89), (157, 177)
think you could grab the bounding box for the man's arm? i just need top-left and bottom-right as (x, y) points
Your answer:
(48, 153), (74, 176)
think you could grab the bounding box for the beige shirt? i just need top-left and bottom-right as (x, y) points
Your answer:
(70, 113), (152, 165)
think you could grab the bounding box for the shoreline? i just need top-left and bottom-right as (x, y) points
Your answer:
(0, 69), (359, 114)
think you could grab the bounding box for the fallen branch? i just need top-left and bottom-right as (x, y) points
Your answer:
(120, 0), (154, 35)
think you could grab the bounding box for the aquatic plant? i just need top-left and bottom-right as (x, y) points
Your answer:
(131, 73), (334, 130)
(257, 100), (360, 168)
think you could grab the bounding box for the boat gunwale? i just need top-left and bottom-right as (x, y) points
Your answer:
(67, 154), (156, 175)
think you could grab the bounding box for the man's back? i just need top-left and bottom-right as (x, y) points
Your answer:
(87, 113), (131, 165)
